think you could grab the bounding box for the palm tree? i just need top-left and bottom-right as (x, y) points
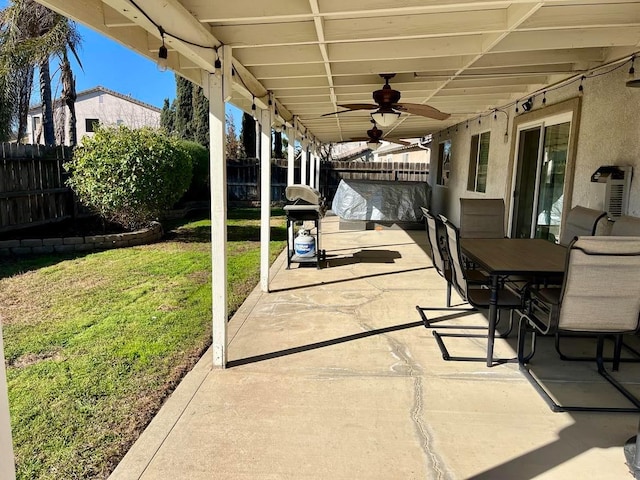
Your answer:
(60, 49), (77, 146)
(0, 0), (81, 145)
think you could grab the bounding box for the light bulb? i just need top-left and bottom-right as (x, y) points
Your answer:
(157, 44), (168, 72)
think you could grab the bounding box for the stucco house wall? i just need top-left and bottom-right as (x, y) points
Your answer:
(27, 86), (161, 146)
(373, 147), (430, 164)
(429, 65), (639, 229)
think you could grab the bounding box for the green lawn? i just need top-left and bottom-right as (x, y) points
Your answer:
(0, 208), (286, 479)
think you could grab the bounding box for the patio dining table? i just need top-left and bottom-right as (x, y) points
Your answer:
(460, 238), (567, 367)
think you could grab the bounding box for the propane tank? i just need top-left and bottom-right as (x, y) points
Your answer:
(294, 228), (316, 258)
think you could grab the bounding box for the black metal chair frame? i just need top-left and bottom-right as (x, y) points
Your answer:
(517, 239), (640, 413)
(415, 209), (497, 333)
(427, 218), (522, 364)
(553, 332), (640, 371)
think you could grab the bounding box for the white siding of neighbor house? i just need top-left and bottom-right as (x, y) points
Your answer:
(26, 89), (161, 146)
(429, 65), (640, 226)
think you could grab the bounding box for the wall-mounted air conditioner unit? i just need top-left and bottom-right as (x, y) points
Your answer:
(591, 166), (633, 219)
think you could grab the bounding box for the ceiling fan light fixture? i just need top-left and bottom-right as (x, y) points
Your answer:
(367, 140), (381, 151)
(371, 109), (400, 127)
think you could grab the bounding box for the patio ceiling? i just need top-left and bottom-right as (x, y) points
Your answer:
(38, 0), (640, 143)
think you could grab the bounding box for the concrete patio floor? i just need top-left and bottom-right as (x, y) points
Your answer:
(109, 214), (640, 480)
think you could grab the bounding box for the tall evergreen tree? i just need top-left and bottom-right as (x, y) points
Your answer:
(225, 113), (241, 159)
(160, 98), (175, 134)
(191, 85), (209, 147)
(240, 112), (256, 158)
(174, 74), (193, 139)
(273, 130), (283, 159)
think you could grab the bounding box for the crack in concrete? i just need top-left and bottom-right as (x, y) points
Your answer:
(359, 318), (451, 480)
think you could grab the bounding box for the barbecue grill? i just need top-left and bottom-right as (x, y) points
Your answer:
(284, 185), (327, 269)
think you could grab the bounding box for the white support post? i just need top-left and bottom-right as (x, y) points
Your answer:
(0, 322), (16, 480)
(260, 107), (272, 293)
(301, 144), (308, 186)
(209, 70), (228, 369)
(287, 124), (295, 187)
(286, 124), (296, 250)
(254, 117), (260, 159)
(309, 149), (316, 189)
(315, 145), (321, 191)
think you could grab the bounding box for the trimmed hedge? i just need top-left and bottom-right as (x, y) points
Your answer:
(65, 126), (192, 229)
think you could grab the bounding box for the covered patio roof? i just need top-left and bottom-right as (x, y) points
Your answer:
(38, 0), (640, 143)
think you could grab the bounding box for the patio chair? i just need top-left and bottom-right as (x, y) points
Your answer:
(419, 207), (453, 307)
(517, 236), (640, 413)
(611, 215), (640, 236)
(552, 206), (616, 358)
(415, 209), (488, 329)
(428, 218), (522, 362)
(559, 205), (607, 246)
(459, 198), (506, 239)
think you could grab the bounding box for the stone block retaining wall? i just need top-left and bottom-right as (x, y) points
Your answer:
(0, 222), (163, 257)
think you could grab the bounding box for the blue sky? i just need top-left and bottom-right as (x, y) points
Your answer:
(59, 24), (243, 126)
(0, 1), (243, 127)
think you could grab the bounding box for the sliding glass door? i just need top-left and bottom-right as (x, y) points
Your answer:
(510, 113), (572, 242)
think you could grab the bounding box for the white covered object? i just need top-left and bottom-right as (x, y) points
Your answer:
(332, 179), (430, 222)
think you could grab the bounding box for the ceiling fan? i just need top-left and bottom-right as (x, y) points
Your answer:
(323, 73), (450, 126)
(342, 120), (410, 150)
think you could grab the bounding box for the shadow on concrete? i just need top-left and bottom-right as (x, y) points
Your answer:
(325, 249), (402, 267)
(228, 311), (476, 368)
(270, 266), (431, 293)
(468, 416), (637, 480)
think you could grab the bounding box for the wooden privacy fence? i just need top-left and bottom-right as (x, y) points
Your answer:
(1, 145), (429, 232)
(227, 158), (289, 203)
(321, 160), (429, 203)
(227, 158), (429, 204)
(0, 143), (74, 234)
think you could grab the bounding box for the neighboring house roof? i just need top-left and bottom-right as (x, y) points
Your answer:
(332, 146), (371, 162)
(28, 85), (161, 113)
(376, 140), (431, 156)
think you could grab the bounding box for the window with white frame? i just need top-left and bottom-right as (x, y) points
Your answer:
(436, 139), (451, 186)
(467, 132), (490, 193)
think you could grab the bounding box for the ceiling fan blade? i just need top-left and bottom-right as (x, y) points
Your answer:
(346, 137), (370, 142)
(321, 104), (378, 117)
(340, 137), (410, 146)
(394, 103), (450, 120)
(337, 103), (378, 111)
(385, 138), (411, 146)
(321, 110), (352, 117)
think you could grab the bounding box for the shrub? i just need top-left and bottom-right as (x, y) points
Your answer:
(178, 140), (210, 202)
(65, 126), (193, 229)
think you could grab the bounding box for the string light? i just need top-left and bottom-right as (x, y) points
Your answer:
(542, 91), (547, 105)
(157, 27), (168, 72)
(251, 96), (257, 120)
(578, 75), (585, 94)
(515, 100), (519, 114)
